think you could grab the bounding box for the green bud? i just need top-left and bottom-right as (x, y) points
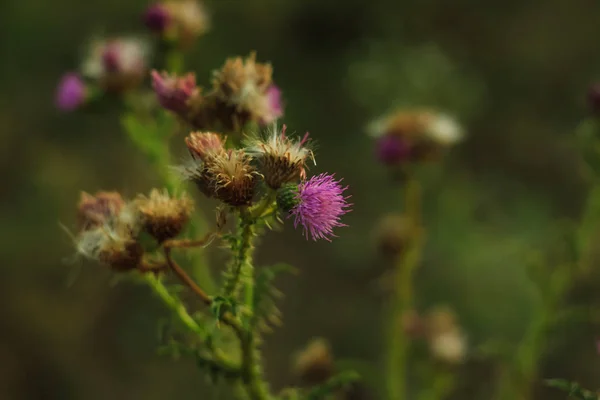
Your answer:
(276, 184), (300, 214)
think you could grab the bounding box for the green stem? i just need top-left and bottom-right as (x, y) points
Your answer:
(240, 331), (271, 400)
(386, 176), (424, 400)
(146, 274), (205, 336)
(145, 274), (238, 371)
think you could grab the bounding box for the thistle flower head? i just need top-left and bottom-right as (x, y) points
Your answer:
(211, 52), (281, 125)
(143, 3), (171, 32)
(55, 73), (87, 112)
(292, 338), (334, 386)
(282, 173), (351, 241)
(77, 191), (125, 231)
(73, 201), (144, 271)
(165, 0), (210, 45)
(135, 189), (194, 243)
(246, 124), (313, 189)
(369, 109), (463, 165)
(185, 131), (225, 161)
(82, 37), (149, 92)
(151, 70), (198, 114)
(207, 149), (257, 206)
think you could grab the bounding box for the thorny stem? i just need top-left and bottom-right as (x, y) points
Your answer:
(223, 209), (257, 299)
(386, 176), (424, 400)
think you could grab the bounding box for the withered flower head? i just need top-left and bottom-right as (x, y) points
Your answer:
(211, 52), (280, 126)
(151, 70), (198, 114)
(74, 202), (144, 271)
(246, 124), (313, 189)
(368, 109), (463, 165)
(292, 337), (335, 386)
(135, 189), (194, 243)
(373, 213), (412, 258)
(207, 149), (258, 206)
(165, 0), (210, 47)
(82, 37), (150, 93)
(77, 191), (125, 231)
(185, 131), (226, 161)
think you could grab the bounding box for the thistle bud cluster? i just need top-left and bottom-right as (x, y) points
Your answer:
(368, 109), (463, 166)
(152, 52), (283, 132)
(179, 126), (350, 241)
(398, 306), (468, 365)
(72, 189), (192, 271)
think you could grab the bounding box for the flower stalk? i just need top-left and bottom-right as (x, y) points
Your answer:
(386, 176), (425, 400)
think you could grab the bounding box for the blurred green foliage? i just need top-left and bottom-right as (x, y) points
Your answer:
(3, 0), (600, 399)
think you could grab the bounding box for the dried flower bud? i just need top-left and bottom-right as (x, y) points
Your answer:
(185, 131), (225, 161)
(429, 328), (467, 364)
(165, 0), (210, 47)
(74, 202), (144, 271)
(207, 150), (258, 206)
(211, 52), (282, 127)
(143, 3), (171, 32)
(82, 37), (149, 93)
(246, 125), (313, 189)
(77, 191), (125, 231)
(152, 70), (198, 114)
(97, 236), (144, 271)
(135, 189), (194, 243)
(55, 73), (87, 112)
(292, 338), (335, 386)
(373, 213), (412, 258)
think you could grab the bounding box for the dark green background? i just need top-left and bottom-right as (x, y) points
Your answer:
(2, 0), (600, 398)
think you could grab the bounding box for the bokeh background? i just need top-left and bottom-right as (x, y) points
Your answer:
(3, 0), (600, 398)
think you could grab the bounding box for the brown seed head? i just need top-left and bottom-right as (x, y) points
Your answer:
(207, 149), (258, 206)
(247, 125), (313, 189)
(135, 189), (194, 243)
(292, 338), (335, 386)
(77, 191), (125, 231)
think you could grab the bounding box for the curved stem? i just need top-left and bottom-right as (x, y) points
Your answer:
(386, 176), (424, 400)
(164, 248), (212, 306)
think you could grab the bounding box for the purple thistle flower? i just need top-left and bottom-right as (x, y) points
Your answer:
(151, 70), (198, 114)
(291, 173), (351, 241)
(55, 73), (86, 112)
(375, 134), (411, 165)
(143, 3), (171, 32)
